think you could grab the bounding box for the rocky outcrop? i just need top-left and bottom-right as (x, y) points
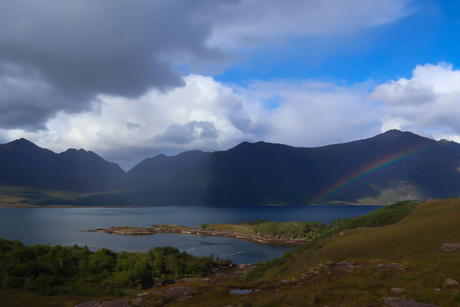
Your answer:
(441, 243), (460, 252)
(444, 278), (459, 287)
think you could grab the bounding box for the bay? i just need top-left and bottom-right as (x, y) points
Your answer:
(0, 205), (381, 264)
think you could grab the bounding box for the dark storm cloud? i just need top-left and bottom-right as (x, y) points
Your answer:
(0, 0), (225, 130)
(155, 121), (219, 145)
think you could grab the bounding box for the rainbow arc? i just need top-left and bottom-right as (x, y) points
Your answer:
(311, 142), (445, 204)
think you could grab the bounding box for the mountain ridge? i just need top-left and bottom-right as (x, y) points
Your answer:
(1, 130), (459, 206)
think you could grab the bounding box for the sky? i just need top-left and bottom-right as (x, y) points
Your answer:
(1, 0), (460, 170)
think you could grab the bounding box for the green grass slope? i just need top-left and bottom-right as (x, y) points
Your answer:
(179, 199), (460, 306)
(309, 199), (459, 262)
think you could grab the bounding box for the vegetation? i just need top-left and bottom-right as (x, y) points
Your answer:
(179, 199), (460, 306)
(0, 240), (228, 297)
(2, 199), (459, 306)
(0, 186), (81, 207)
(251, 221), (326, 240)
(221, 201), (418, 241)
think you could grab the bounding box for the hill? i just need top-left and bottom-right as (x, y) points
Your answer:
(161, 198), (460, 306)
(0, 138), (125, 193)
(82, 130), (460, 206)
(1, 130), (460, 206)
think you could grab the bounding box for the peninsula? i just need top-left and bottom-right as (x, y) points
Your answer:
(89, 222), (318, 245)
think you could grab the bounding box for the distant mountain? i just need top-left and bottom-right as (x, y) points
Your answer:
(0, 138), (125, 192)
(82, 130), (460, 206)
(2, 130), (460, 205)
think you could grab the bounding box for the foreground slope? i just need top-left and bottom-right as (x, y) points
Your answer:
(176, 199), (460, 306)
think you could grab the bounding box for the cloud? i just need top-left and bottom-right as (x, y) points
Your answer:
(3, 74), (255, 169)
(370, 63), (460, 138)
(0, 0), (413, 131)
(4, 63), (460, 170)
(3, 74), (379, 169)
(206, 0), (414, 47)
(234, 79), (379, 147)
(0, 0), (223, 130)
(155, 121), (219, 145)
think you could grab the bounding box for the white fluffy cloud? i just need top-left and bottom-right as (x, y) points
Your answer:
(4, 62), (460, 170)
(3, 75), (379, 169)
(234, 80), (378, 147)
(370, 63), (460, 140)
(5, 75), (258, 169)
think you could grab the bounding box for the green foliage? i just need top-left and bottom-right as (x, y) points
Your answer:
(327, 201), (419, 235)
(242, 251), (293, 282)
(240, 219), (267, 225)
(251, 221), (327, 239)
(0, 239), (225, 297)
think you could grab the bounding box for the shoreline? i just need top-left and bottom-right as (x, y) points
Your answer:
(87, 225), (312, 246)
(0, 203), (388, 209)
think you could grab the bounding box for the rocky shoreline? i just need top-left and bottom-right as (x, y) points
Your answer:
(88, 225), (311, 246)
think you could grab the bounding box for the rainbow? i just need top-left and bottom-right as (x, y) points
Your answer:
(311, 142), (445, 204)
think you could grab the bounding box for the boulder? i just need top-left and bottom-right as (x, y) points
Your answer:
(444, 278), (459, 287)
(442, 243), (460, 252)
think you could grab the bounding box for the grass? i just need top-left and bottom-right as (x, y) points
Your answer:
(207, 224), (255, 235)
(0, 186), (81, 207)
(168, 198), (460, 306)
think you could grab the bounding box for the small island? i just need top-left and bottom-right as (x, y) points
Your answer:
(88, 221), (328, 245)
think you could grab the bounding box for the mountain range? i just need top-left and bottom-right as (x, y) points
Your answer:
(1, 130), (459, 206)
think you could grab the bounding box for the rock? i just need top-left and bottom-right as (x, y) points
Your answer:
(164, 286), (191, 301)
(331, 261), (353, 271)
(391, 287), (406, 295)
(441, 243), (460, 252)
(376, 263), (400, 271)
(444, 278), (459, 286)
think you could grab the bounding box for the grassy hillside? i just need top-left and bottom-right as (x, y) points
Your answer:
(175, 199), (460, 306)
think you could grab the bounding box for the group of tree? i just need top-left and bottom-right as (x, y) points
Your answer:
(239, 201), (418, 241)
(242, 220), (327, 240)
(0, 240), (229, 297)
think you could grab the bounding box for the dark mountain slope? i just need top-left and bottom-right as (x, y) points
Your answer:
(0, 138), (125, 192)
(84, 130), (460, 206)
(126, 150), (209, 189)
(2, 130), (460, 205)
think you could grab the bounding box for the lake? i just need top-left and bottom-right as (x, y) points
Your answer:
(0, 205), (381, 264)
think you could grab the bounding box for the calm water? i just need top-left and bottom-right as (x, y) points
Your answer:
(0, 206), (381, 264)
